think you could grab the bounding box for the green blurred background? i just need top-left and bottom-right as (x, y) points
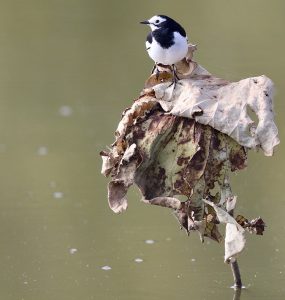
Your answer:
(0, 0), (284, 299)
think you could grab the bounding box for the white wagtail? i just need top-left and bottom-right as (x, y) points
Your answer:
(140, 15), (188, 84)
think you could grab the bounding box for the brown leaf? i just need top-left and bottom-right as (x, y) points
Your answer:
(101, 43), (277, 262)
(236, 215), (265, 235)
(108, 181), (128, 213)
(142, 197), (182, 209)
(153, 74), (279, 156)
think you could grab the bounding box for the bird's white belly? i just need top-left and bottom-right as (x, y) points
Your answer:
(146, 32), (188, 65)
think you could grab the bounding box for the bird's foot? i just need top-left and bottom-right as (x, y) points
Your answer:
(172, 64), (180, 81)
(167, 77), (182, 89)
(167, 65), (182, 89)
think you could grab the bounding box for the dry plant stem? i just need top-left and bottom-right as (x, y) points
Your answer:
(230, 259), (242, 289)
(228, 208), (242, 289)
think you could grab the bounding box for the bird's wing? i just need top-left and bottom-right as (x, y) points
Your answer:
(146, 32), (152, 50)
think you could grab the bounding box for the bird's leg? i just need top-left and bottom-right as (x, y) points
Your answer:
(172, 64), (180, 81)
(150, 64), (156, 75)
(155, 64), (160, 80)
(167, 64), (180, 88)
(150, 63), (160, 80)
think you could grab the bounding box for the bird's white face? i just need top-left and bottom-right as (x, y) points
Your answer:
(147, 15), (167, 31)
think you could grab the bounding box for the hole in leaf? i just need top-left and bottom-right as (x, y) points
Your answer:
(246, 106), (258, 136)
(246, 105), (258, 124)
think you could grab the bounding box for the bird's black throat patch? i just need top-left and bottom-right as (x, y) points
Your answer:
(152, 28), (174, 49)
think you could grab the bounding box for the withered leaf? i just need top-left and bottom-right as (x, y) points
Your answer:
(143, 44), (279, 157)
(101, 43), (278, 262)
(236, 215), (266, 235)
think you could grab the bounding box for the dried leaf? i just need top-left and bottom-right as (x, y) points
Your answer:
(236, 215), (266, 235)
(225, 223), (246, 263)
(141, 46), (279, 157)
(203, 199), (243, 229)
(108, 181), (128, 213)
(204, 221), (223, 243)
(248, 217), (266, 235)
(142, 197), (182, 210)
(101, 44), (278, 262)
(100, 151), (113, 176)
(152, 74), (279, 156)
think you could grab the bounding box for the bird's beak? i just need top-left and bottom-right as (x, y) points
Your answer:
(140, 20), (150, 25)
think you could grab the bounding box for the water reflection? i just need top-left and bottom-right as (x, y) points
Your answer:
(233, 288), (242, 300)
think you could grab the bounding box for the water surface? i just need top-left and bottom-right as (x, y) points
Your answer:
(0, 1), (284, 299)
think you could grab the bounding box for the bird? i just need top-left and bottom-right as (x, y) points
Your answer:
(140, 15), (188, 84)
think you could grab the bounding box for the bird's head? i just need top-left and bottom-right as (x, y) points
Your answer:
(140, 15), (172, 31)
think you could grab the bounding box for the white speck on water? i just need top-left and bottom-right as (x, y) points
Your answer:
(275, 248), (280, 252)
(191, 258), (196, 262)
(134, 258), (143, 263)
(145, 239), (155, 244)
(23, 281), (28, 285)
(69, 248), (78, 254)
(53, 192), (63, 199)
(101, 265), (112, 271)
(59, 105), (73, 117)
(37, 146), (48, 156)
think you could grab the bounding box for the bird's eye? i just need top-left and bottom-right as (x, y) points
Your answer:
(155, 20), (159, 24)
